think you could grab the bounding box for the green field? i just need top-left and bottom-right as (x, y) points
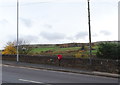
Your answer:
(29, 45), (98, 57)
(31, 47), (57, 53)
(31, 46), (80, 54)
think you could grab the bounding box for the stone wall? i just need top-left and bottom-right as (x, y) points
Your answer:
(2, 55), (119, 74)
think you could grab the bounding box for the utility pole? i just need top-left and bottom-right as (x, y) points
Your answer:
(17, 0), (19, 62)
(87, 0), (92, 65)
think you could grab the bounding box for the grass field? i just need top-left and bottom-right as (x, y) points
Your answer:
(31, 47), (57, 53)
(30, 45), (98, 57)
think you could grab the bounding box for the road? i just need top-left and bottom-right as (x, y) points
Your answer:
(2, 65), (118, 84)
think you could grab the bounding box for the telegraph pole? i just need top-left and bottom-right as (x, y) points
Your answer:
(87, 0), (92, 65)
(17, 0), (19, 62)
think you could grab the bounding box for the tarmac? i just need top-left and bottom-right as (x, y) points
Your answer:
(2, 60), (120, 78)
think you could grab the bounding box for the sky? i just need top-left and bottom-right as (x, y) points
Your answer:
(0, 0), (118, 50)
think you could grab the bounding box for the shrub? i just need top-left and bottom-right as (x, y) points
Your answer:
(96, 42), (119, 59)
(2, 43), (16, 54)
(75, 50), (88, 58)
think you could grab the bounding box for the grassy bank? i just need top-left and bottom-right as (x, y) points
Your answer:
(29, 45), (98, 57)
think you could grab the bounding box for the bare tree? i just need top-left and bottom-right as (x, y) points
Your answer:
(13, 39), (32, 55)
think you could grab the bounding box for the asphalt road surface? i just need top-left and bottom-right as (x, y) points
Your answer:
(2, 65), (118, 84)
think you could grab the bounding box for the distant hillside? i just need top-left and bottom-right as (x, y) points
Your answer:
(21, 43), (94, 48)
(21, 41), (118, 48)
(94, 41), (118, 44)
(2, 40), (118, 57)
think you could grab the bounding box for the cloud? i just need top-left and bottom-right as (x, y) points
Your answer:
(66, 36), (74, 40)
(40, 31), (66, 40)
(100, 30), (111, 35)
(19, 0), (83, 3)
(6, 34), (39, 43)
(20, 35), (39, 42)
(92, 33), (98, 37)
(43, 24), (52, 29)
(0, 19), (8, 25)
(19, 0), (116, 3)
(75, 31), (88, 39)
(20, 18), (32, 27)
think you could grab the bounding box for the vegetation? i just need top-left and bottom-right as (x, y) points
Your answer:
(2, 41), (119, 59)
(30, 46), (81, 56)
(96, 42), (119, 59)
(75, 50), (89, 58)
(2, 42), (16, 54)
(2, 40), (32, 55)
(29, 45), (98, 58)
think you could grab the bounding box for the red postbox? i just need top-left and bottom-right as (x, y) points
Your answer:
(57, 54), (62, 60)
(57, 54), (62, 66)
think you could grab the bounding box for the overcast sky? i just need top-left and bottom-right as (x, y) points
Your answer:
(0, 0), (118, 49)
